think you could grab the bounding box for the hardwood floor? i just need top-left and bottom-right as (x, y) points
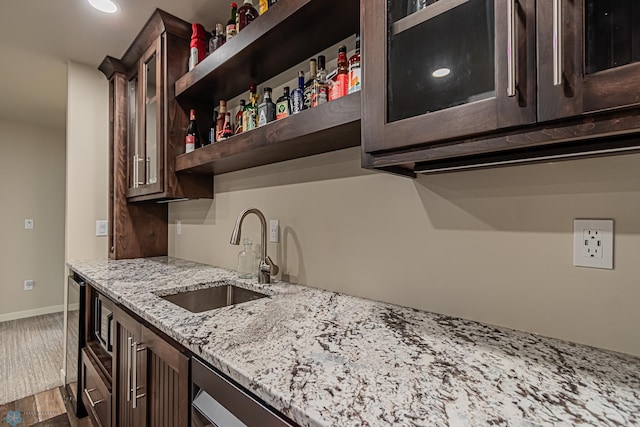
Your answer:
(0, 387), (93, 427)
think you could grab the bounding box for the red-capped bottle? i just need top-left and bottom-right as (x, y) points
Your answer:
(189, 23), (206, 71)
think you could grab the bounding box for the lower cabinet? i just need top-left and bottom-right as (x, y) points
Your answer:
(81, 349), (112, 427)
(113, 305), (190, 427)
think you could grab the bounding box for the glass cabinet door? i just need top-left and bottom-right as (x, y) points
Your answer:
(363, 0), (536, 154)
(538, 0), (640, 121)
(127, 38), (163, 198)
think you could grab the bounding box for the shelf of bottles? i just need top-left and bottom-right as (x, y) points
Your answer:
(174, 0), (361, 176)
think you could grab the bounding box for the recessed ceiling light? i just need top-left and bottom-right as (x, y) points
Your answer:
(432, 68), (451, 78)
(88, 0), (118, 13)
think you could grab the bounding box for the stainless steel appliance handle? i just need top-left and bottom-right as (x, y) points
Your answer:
(553, 0), (563, 86)
(84, 388), (104, 407)
(133, 154), (138, 188)
(127, 336), (132, 402)
(506, 0), (517, 97)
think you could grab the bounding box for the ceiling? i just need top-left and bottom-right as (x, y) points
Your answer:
(0, 0), (231, 129)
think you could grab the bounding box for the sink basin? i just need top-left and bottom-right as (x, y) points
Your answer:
(161, 285), (268, 313)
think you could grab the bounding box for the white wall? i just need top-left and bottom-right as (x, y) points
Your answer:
(62, 61), (109, 378)
(169, 147), (640, 357)
(0, 120), (66, 320)
(65, 61), (109, 263)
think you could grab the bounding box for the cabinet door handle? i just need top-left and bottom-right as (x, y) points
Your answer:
(506, 0), (517, 97)
(552, 0), (563, 86)
(84, 388), (105, 407)
(131, 341), (146, 409)
(127, 336), (132, 402)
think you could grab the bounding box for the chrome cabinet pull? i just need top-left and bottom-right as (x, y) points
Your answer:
(84, 388), (105, 407)
(127, 336), (132, 402)
(506, 0), (517, 97)
(131, 341), (146, 409)
(553, 0), (563, 86)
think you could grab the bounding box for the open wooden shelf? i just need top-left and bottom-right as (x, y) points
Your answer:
(175, 92), (361, 175)
(175, 0), (359, 105)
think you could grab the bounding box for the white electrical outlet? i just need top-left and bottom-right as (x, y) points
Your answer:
(176, 220), (182, 235)
(24, 219), (34, 229)
(573, 219), (614, 269)
(96, 220), (108, 236)
(24, 280), (34, 291)
(269, 219), (279, 243)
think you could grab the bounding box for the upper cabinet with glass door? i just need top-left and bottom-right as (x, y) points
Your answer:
(100, 9), (213, 203)
(538, 0), (640, 121)
(363, 0), (537, 154)
(363, 0), (640, 174)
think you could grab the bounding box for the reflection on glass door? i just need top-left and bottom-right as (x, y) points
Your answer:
(387, 0), (495, 122)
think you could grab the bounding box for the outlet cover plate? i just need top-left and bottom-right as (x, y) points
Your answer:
(25, 219), (34, 229)
(24, 280), (34, 291)
(573, 219), (613, 269)
(269, 219), (279, 243)
(96, 220), (108, 236)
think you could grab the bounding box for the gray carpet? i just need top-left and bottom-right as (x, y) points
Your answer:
(0, 313), (64, 405)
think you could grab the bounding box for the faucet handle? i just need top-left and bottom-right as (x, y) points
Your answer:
(260, 256), (279, 277)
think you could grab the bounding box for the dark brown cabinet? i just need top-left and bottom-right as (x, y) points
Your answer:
(363, 0), (640, 174)
(173, 0), (361, 176)
(100, 9), (213, 260)
(113, 305), (189, 427)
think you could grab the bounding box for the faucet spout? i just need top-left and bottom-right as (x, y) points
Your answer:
(230, 208), (278, 284)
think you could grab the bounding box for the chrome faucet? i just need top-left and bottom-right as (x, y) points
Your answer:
(230, 208), (279, 284)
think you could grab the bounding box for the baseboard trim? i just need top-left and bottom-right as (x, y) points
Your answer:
(0, 305), (64, 322)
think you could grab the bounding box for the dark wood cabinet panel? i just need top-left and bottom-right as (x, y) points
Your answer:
(81, 349), (112, 427)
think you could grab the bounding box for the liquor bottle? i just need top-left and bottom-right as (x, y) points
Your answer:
(216, 100), (228, 141)
(185, 109), (200, 153)
(275, 87), (291, 120)
(303, 58), (317, 110)
(209, 110), (218, 144)
(348, 34), (361, 94)
(258, 0), (268, 15)
(222, 112), (235, 139)
(237, 0), (258, 31)
(290, 71), (305, 114)
(311, 55), (329, 107)
(330, 45), (349, 100)
(257, 87), (276, 127)
(226, 3), (238, 40)
(209, 23), (225, 55)
(243, 84), (259, 132)
(235, 100), (246, 134)
(189, 23), (206, 71)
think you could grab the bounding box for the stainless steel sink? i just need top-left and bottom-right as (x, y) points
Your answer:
(161, 285), (268, 313)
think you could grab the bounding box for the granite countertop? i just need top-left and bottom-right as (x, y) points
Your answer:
(68, 257), (640, 427)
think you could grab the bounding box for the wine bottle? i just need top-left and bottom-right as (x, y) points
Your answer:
(275, 86), (291, 120)
(258, 87), (276, 126)
(237, 0), (258, 31)
(291, 71), (305, 114)
(226, 3), (238, 40)
(185, 109), (200, 153)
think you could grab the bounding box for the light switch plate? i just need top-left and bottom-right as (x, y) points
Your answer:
(573, 219), (614, 269)
(96, 220), (108, 236)
(176, 220), (182, 235)
(269, 219), (279, 243)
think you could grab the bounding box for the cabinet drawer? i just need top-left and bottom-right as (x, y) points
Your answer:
(82, 348), (112, 427)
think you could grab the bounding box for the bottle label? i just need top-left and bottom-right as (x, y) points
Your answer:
(209, 128), (216, 144)
(259, 0), (268, 14)
(185, 135), (195, 153)
(246, 110), (257, 131)
(258, 108), (267, 127)
(291, 89), (304, 114)
(348, 68), (361, 94)
(226, 24), (237, 39)
(276, 101), (290, 120)
(311, 88), (328, 107)
(189, 48), (199, 71)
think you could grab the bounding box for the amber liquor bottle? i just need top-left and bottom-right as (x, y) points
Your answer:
(237, 0), (258, 31)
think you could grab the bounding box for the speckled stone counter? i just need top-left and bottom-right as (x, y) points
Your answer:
(68, 257), (640, 427)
